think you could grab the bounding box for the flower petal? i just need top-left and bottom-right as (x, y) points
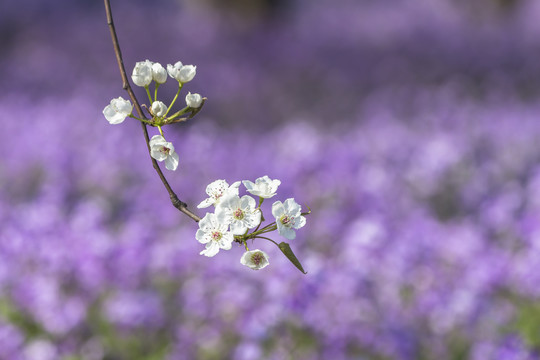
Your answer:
(272, 201), (285, 218)
(279, 226), (297, 240)
(197, 198), (214, 209)
(294, 216), (307, 230)
(165, 152), (179, 171)
(200, 242), (219, 257)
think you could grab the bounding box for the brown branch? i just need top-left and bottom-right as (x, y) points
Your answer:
(104, 0), (201, 223)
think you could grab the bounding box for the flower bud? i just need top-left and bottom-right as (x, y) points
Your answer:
(151, 62), (167, 84)
(131, 60), (153, 87)
(167, 61), (196, 83)
(177, 65), (196, 83)
(151, 101), (168, 117)
(185, 92), (203, 108)
(167, 61), (183, 79)
(103, 97), (133, 125)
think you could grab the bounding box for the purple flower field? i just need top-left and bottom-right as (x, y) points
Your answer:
(2, 0), (540, 359)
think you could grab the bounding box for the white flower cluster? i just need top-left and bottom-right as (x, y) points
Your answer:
(196, 176), (307, 270)
(103, 60), (205, 172)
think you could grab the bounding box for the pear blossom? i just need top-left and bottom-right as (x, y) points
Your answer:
(177, 65), (196, 83)
(167, 61), (196, 83)
(196, 213), (234, 257)
(197, 180), (241, 209)
(131, 60), (153, 87)
(272, 198), (306, 240)
(243, 176), (281, 199)
(151, 62), (167, 84)
(167, 61), (182, 78)
(240, 249), (270, 270)
(185, 92), (203, 108)
(151, 101), (167, 117)
(216, 195), (261, 235)
(149, 135), (179, 171)
(103, 96), (133, 124)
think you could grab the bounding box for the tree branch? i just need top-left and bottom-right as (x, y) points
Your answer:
(104, 0), (201, 223)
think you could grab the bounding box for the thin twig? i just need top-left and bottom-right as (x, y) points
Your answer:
(104, 0), (201, 222)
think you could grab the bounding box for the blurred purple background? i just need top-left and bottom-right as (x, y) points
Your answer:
(2, 0), (540, 359)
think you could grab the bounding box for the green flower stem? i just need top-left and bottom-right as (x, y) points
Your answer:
(166, 107), (190, 122)
(258, 197), (265, 222)
(165, 83), (183, 116)
(163, 99), (207, 125)
(145, 86), (153, 103)
(158, 126), (164, 137)
(129, 114), (154, 125)
(301, 206), (312, 216)
(258, 222), (278, 232)
(233, 222), (278, 245)
(253, 223), (262, 233)
(246, 223), (278, 239)
(154, 84), (160, 102)
(253, 198), (265, 233)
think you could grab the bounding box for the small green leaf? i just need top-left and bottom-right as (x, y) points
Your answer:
(278, 242), (307, 274)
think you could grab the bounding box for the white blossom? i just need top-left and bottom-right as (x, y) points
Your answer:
(185, 92), (203, 108)
(151, 101), (167, 117)
(240, 249), (270, 270)
(272, 198), (306, 240)
(177, 65), (196, 83)
(167, 61), (196, 83)
(197, 180), (241, 209)
(103, 96), (133, 124)
(131, 60), (153, 87)
(216, 195), (261, 235)
(149, 135), (179, 171)
(151, 62), (167, 84)
(243, 175), (281, 199)
(196, 213), (234, 257)
(167, 61), (183, 78)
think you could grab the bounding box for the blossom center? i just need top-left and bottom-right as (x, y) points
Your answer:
(212, 190), (224, 200)
(160, 146), (170, 155)
(234, 208), (245, 220)
(280, 215), (294, 227)
(211, 231), (222, 241)
(251, 252), (263, 265)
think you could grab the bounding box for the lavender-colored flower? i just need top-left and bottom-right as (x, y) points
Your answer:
(24, 339), (57, 360)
